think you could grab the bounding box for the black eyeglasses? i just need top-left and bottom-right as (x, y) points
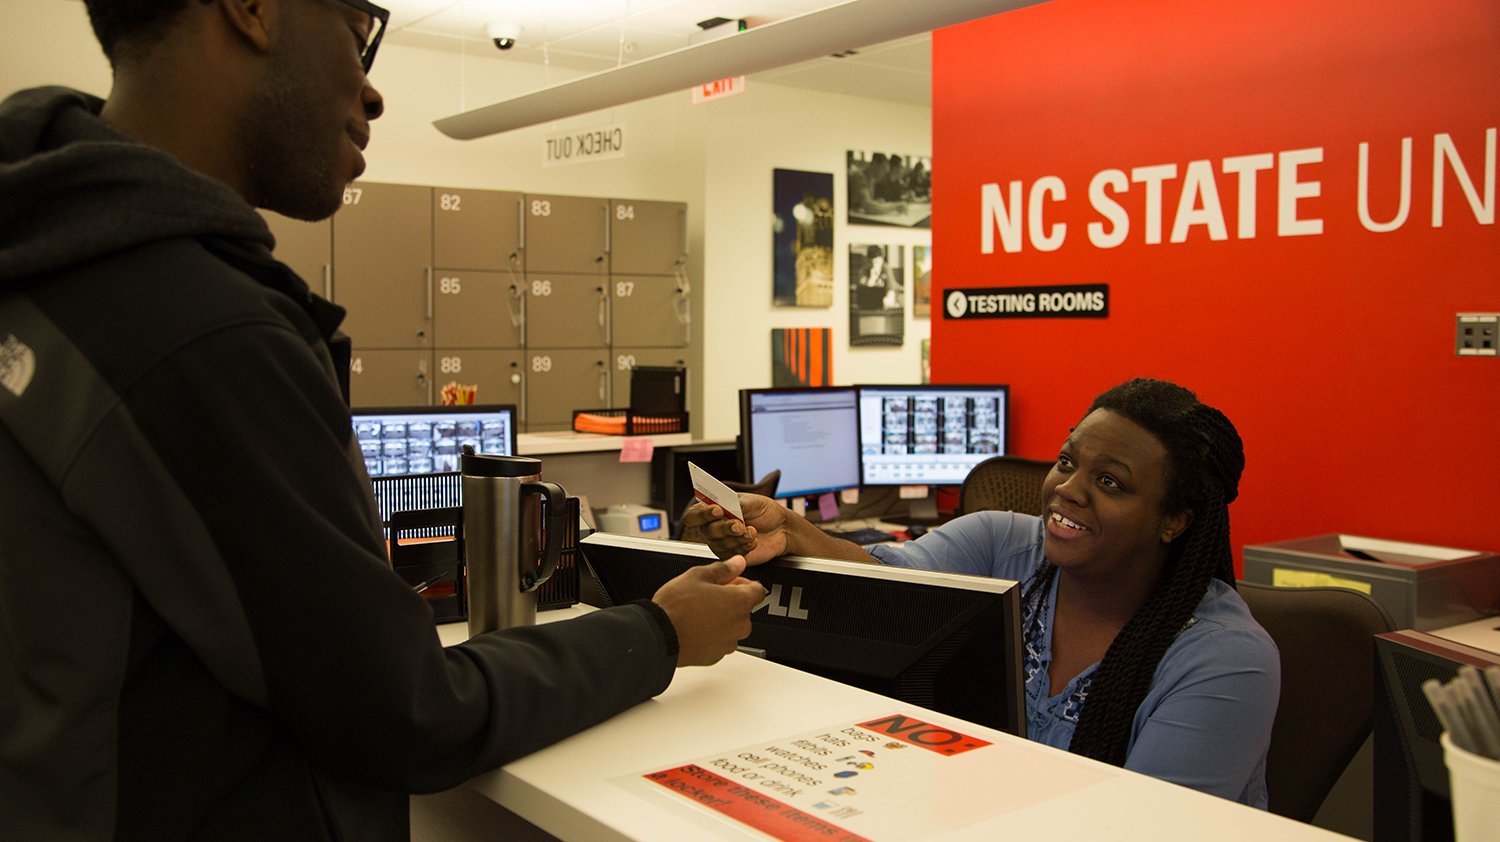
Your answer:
(331, 0), (390, 74)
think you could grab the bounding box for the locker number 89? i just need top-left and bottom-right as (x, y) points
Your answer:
(531, 356), (553, 373)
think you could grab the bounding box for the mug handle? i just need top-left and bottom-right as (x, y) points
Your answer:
(519, 481), (566, 591)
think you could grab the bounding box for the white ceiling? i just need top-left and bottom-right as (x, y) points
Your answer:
(381, 0), (933, 105)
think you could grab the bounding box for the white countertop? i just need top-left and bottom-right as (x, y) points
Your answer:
(438, 608), (1354, 842)
(1431, 614), (1500, 655)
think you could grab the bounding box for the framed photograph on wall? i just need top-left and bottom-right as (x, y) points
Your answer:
(912, 244), (931, 317)
(846, 150), (931, 228)
(848, 243), (905, 347)
(772, 328), (833, 387)
(772, 169), (834, 307)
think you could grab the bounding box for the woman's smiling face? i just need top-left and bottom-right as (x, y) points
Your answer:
(1041, 409), (1191, 580)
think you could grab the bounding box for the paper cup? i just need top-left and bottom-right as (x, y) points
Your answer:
(1441, 732), (1500, 842)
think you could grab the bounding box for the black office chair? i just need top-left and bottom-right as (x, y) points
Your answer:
(958, 455), (1053, 516)
(1237, 581), (1395, 823)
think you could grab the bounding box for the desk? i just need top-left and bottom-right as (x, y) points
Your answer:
(427, 609), (1353, 842)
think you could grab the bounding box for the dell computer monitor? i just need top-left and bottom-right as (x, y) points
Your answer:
(580, 532), (1026, 736)
(857, 384), (1009, 486)
(351, 405), (517, 532)
(352, 404), (517, 477)
(740, 387), (861, 499)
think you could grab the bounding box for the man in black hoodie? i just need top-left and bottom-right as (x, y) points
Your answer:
(0, 1), (766, 839)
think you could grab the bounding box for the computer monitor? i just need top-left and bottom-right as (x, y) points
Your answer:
(857, 384), (1009, 486)
(739, 387), (861, 499)
(350, 404), (518, 532)
(580, 532), (1026, 736)
(1373, 629), (1500, 842)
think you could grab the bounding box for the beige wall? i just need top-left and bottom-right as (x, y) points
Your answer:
(5, 0), (933, 441)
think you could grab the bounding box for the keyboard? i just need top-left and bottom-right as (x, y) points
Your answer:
(823, 527), (896, 545)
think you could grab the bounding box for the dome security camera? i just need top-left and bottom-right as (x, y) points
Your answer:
(486, 21), (523, 51)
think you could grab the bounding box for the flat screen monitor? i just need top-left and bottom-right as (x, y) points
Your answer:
(857, 384), (1009, 486)
(740, 387), (861, 498)
(351, 405), (517, 534)
(580, 532), (1026, 737)
(351, 404), (517, 478)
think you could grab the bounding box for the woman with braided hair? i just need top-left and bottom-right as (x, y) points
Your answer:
(685, 378), (1279, 806)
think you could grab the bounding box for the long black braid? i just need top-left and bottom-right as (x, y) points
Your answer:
(1031, 378), (1245, 767)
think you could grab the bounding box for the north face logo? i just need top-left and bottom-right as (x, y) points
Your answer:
(1, 333), (36, 397)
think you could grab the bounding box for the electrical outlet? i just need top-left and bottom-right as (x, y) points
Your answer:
(1455, 312), (1500, 357)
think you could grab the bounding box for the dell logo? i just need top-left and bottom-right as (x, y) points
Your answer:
(755, 584), (809, 620)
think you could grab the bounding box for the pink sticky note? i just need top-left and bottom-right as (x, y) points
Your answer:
(818, 492), (841, 521)
(619, 438), (654, 463)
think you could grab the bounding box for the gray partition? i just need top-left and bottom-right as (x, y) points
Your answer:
(429, 349), (525, 411)
(260, 211), (332, 297)
(610, 274), (689, 348)
(609, 199), (686, 276)
(524, 274), (610, 349)
(349, 349), (431, 407)
(610, 348), (688, 410)
(432, 270), (524, 349)
(523, 194), (608, 275)
(524, 350), (611, 431)
(433, 187), (524, 272)
(332, 182), (433, 350)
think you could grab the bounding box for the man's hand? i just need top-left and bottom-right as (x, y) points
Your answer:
(651, 555), (766, 667)
(681, 493), (791, 566)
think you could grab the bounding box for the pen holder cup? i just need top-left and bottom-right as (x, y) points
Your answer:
(1442, 732), (1500, 842)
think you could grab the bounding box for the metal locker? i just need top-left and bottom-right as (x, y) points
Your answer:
(609, 348), (688, 410)
(349, 349), (432, 408)
(608, 199), (686, 276)
(431, 271), (524, 349)
(429, 349), (524, 411)
(523, 274), (609, 348)
(608, 275), (689, 348)
(332, 182), (433, 350)
(432, 188), (524, 272)
(521, 194), (609, 275)
(261, 211), (332, 297)
(522, 350), (610, 432)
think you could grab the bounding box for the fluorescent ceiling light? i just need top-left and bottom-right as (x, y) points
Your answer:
(434, 0), (1045, 139)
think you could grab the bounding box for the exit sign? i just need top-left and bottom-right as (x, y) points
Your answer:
(691, 76), (746, 104)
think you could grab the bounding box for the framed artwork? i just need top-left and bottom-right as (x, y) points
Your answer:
(848, 243), (905, 347)
(846, 150), (932, 228)
(772, 328), (833, 387)
(912, 245), (931, 317)
(772, 169), (834, 307)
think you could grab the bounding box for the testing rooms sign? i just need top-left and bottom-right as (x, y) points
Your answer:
(944, 284), (1109, 320)
(544, 123), (627, 167)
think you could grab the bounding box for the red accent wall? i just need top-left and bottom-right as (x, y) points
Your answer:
(932, 0), (1500, 563)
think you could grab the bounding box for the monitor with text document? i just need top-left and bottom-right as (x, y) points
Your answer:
(580, 532), (1026, 736)
(857, 384), (1009, 486)
(739, 387), (861, 499)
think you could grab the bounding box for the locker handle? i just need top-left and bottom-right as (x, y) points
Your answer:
(506, 282), (526, 341)
(513, 361), (526, 423)
(674, 264), (692, 345)
(424, 267), (433, 320)
(680, 207), (688, 256)
(322, 264), (331, 300)
(597, 286), (609, 343)
(596, 361), (607, 402)
(517, 198), (525, 249)
(602, 204), (610, 257)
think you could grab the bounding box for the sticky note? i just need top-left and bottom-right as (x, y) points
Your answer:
(898, 485), (929, 500)
(1271, 568), (1373, 594)
(791, 497), (807, 516)
(840, 488), (860, 504)
(818, 492), (840, 520)
(619, 438), (654, 463)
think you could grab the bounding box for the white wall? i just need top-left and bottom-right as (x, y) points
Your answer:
(5, 0), (933, 442)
